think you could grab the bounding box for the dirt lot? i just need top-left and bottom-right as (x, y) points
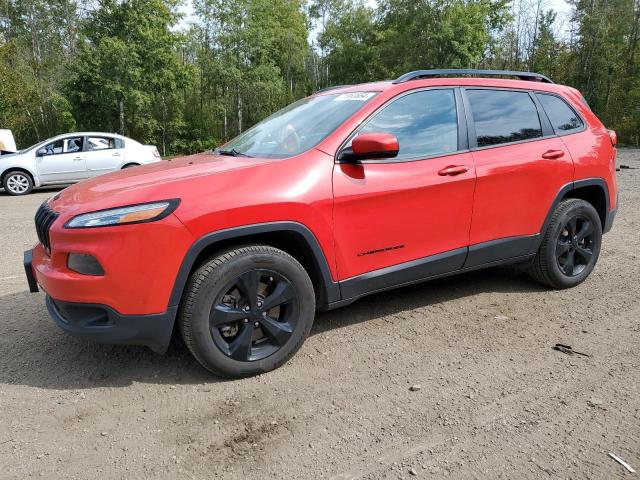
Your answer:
(1, 150), (639, 479)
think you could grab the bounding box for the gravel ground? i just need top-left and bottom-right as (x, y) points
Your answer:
(1, 149), (639, 479)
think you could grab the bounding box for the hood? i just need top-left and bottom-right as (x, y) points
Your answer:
(49, 151), (273, 214)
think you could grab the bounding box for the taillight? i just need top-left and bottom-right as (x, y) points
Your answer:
(608, 130), (618, 147)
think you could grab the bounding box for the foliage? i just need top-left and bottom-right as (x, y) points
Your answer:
(0, 0), (639, 152)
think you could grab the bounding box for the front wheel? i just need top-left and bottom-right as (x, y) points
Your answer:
(529, 198), (602, 288)
(178, 245), (316, 378)
(3, 170), (33, 195)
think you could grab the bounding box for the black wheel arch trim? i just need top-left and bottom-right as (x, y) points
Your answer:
(539, 178), (611, 240)
(168, 221), (341, 310)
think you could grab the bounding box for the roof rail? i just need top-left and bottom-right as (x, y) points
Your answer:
(392, 69), (553, 84)
(315, 85), (350, 94)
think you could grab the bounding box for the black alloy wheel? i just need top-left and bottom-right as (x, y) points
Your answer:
(210, 270), (298, 362)
(555, 214), (596, 277)
(179, 245), (315, 378)
(529, 198), (602, 289)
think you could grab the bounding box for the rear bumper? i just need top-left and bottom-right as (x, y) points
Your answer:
(46, 295), (177, 353)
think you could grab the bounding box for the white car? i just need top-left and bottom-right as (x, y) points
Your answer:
(0, 132), (161, 195)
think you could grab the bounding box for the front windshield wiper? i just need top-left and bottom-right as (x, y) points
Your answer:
(213, 148), (252, 158)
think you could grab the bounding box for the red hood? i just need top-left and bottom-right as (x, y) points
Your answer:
(49, 152), (273, 215)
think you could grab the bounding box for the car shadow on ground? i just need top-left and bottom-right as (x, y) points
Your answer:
(0, 266), (547, 391)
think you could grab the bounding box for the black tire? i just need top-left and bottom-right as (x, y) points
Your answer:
(179, 245), (316, 378)
(121, 163), (139, 169)
(2, 170), (33, 195)
(529, 198), (602, 288)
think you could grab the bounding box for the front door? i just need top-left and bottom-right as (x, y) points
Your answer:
(332, 88), (476, 294)
(36, 136), (88, 184)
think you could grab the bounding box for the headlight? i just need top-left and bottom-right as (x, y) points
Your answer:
(65, 199), (180, 228)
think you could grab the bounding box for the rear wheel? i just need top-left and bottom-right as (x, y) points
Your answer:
(121, 163), (139, 169)
(529, 198), (602, 288)
(179, 245), (315, 378)
(3, 170), (33, 195)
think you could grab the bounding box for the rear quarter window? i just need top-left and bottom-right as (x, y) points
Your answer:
(466, 89), (543, 147)
(535, 93), (584, 134)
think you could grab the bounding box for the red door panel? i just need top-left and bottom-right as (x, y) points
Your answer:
(469, 138), (573, 245)
(332, 152), (476, 280)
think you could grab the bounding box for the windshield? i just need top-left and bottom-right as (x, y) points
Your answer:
(19, 137), (54, 154)
(221, 91), (378, 158)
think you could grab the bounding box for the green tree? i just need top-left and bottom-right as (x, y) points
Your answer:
(188, 0), (311, 144)
(315, 1), (386, 85)
(0, 0), (78, 147)
(67, 0), (189, 154)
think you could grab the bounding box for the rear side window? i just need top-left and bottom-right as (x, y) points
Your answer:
(467, 90), (543, 147)
(535, 93), (583, 134)
(86, 136), (116, 151)
(360, 89), (458, 160)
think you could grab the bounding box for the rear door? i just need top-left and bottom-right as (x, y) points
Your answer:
(36, 136), (88, 183)
(332, 88), (476, 290)
(84, 135), (125, 177)
(463, 88), (573, 266)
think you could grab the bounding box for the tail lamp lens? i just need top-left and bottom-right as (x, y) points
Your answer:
(68, 253), (105, 276)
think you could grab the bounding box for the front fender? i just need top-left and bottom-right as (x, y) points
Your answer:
(0, 154), (40, 186)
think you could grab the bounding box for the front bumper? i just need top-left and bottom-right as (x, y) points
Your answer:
(24, 250), (39, 293)
(46, 295), (177, 353)
(28, 212), (194, 315)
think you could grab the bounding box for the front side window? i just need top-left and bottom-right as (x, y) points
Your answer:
(467, 90), (543, 147)
(358, 89), (458, 160)
(64, 137), (83, 153)
(43, 139), (64, 155)
(222, 92), (378, 158)
(535, 93), (583, 133)
(41, 137), (83, 155)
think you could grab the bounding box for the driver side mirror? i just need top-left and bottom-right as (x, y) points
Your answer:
(36, 148), (47, 157)
(338, 132), (399, 163)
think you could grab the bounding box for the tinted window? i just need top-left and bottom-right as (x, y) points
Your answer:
(467, 90), (543, 147)
(360, 89), (458, 160)
(536, 93), (583, 133)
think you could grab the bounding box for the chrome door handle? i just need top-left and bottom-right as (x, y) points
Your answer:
(73, 157), (83, 161)
(112, 152), (121, 157)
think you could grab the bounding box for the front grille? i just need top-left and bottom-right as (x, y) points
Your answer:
(35, 202), (59, 254)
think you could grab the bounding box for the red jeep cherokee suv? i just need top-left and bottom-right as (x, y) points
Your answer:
(24, 69), (618, 378)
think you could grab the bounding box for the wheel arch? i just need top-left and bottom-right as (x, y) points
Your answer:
(541, 178), (610, 236)
(169, 222), (341, 311)
(1, 167), (37, 188)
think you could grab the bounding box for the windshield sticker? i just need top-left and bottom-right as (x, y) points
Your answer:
(334, 92), (376, 101)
